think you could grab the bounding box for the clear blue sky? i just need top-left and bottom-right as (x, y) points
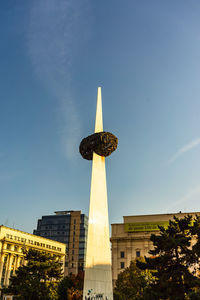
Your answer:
(1, 0), (200, 233)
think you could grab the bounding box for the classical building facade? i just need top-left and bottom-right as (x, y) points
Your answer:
(0, 225), (66, 288)
(33, 210), (88, 275)
(111, 212), (200, 283)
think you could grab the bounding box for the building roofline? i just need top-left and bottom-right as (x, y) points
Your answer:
(54, 210), (81, 214)
(123, 211), (200, 218)
(111, 212), (200, 226)
(0, 225), (66, 246)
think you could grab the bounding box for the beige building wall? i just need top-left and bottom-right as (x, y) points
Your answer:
(111, 212), (200, 283)
(67, 211), (81, 275)
(0, 226), (66, 287)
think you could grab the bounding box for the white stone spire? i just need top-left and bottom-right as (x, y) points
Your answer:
(83, 87), (113, 300)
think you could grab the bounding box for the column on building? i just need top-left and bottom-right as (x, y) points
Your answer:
(14, 254), (22, 273)
(1, 255), (9, 287)
(0, 242), (9, 287)
(4, 244), (15, 286)
(0, 253), (6, 286)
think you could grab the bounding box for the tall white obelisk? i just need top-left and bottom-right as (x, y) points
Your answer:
(83, 87), (113, 300)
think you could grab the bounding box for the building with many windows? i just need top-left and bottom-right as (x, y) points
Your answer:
(0, 225), (66, 288)
(33, 210), (88, 275)
(110, 211), (200, 283)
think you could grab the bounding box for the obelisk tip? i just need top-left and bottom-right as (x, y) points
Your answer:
(95, 87), (103, 133)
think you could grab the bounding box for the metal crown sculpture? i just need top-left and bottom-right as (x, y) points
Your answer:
(79, 131), (118, 160)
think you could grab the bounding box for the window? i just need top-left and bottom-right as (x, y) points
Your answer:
(74, 225), (76, 230)
(120, 262), (125, 269)
(72, 263), (74, 268)
(19, 258), (23, 266)
(79, 249), (84, 255)
(136, 251), (140, 257)
(72, 250), (74, 255)
(80, 229), (85, 236)
(120, 251), (125, 258)
(74, 219), (76, 224)
(11, 256), (16, 265)
(80, 223), (85, 229)
(79, 242), (85, 249)
(73, 244), (75, 248)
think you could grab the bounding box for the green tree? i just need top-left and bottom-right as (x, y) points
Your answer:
(137, 215), (200, 300)
(57, 272), (84, 300)
(3, 249), (63, 300)
(113, 259), (153, 300)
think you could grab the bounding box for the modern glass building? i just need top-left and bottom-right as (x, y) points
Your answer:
(33, 210), (88, 275)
